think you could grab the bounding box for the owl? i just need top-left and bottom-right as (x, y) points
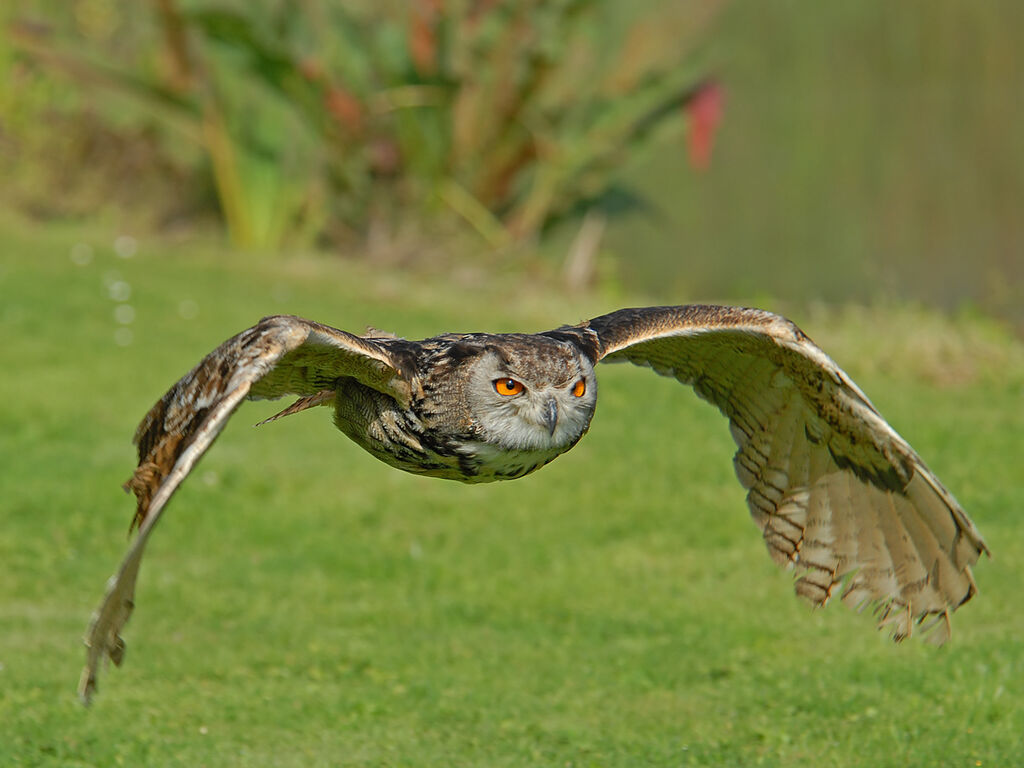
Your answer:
(79, 306), (988, 703)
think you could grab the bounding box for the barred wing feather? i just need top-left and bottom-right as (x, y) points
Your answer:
(79, 315), (409, 704)
(582, 305), (988, 644)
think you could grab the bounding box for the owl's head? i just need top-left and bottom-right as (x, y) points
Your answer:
(460, 335), (597, 452)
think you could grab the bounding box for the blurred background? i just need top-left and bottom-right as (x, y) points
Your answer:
(2, 0), (1021, 327)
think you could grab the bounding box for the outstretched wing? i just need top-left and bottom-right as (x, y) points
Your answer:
(554, 305), (988, 644)
(80, 315), (412, 703)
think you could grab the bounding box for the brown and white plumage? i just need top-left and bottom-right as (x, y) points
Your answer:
(79, 306), (988, 703)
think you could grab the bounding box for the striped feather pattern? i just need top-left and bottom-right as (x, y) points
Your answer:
(583, 305), (987, 645)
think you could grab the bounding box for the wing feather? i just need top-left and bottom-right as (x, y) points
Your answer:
(80, 382), (251, 703)
(570, 305), (988, 643)
(80, 315), (410, 703)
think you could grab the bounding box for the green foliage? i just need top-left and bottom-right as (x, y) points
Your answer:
(8, 1), (719, 249)
(1, 221), (1023, 765)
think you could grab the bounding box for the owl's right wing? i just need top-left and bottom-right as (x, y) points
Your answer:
(550, 305), (987, 645)
(80, 315), (413, 704)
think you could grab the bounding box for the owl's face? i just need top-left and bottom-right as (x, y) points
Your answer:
(463, 338), (598, 452)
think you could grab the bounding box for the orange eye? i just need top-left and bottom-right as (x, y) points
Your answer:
(494, 378), (525, 396)
(572, 379), (586, 397)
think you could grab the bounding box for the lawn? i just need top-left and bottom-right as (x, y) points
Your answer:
(1, 220), (1022, 766)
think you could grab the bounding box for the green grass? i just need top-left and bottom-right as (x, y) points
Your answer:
(1, 221), (1022, 766)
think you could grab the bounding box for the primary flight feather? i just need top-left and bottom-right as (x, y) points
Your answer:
(80, 306), (988, 703)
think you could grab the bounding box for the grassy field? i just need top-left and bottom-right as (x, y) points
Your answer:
(1, 221), (1022, 766)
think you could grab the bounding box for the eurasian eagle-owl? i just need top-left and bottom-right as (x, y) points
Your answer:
(79, 306), (988, 703)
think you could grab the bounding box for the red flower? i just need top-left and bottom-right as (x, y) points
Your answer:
(325, 87), (364, 135)
(686, 80), (723, 171)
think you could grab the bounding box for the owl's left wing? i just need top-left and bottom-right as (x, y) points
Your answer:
(549, 305), (988, 644)
(79, 315), (413, 704)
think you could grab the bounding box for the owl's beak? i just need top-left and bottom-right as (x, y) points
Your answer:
(541, 397), (559, 436)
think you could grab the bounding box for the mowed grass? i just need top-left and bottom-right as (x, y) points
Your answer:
(1, 222), (1022, 766)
